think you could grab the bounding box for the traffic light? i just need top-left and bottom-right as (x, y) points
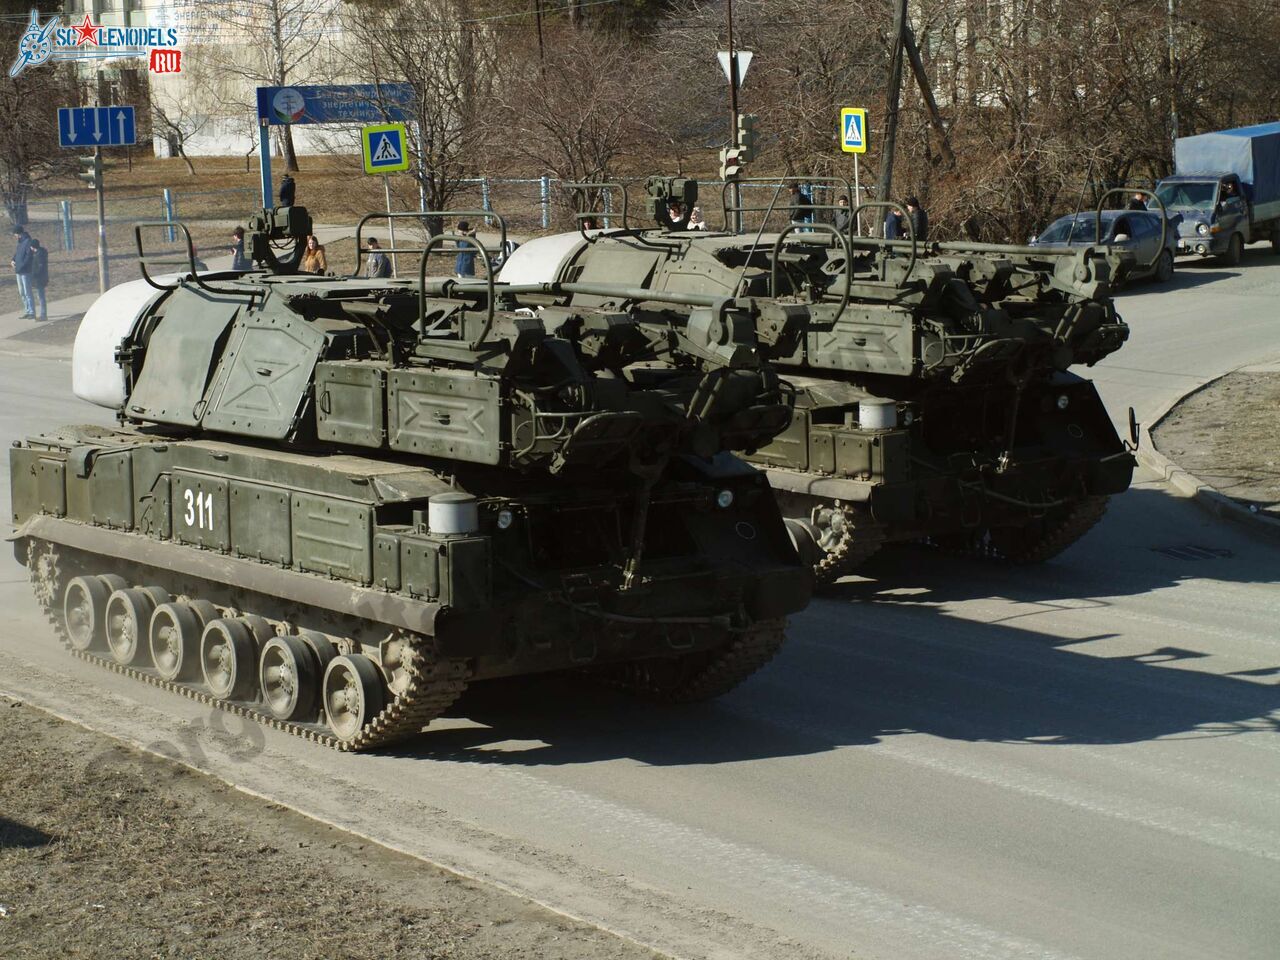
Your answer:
(719, 146), (742, 182)
(736, 114), (757, 164)
(76, 153), (103, 191)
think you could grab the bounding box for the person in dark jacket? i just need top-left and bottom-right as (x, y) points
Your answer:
(278, 174), (296, 207)
(883, 209), (902, 240)
(905, 196), (928, 242)
(833, 196), (852, 233)
(1126, 192), (1148, 211)
(787, 184), (814, 225)
(10, 225), (34, 318)
(29, 236), (48, 321)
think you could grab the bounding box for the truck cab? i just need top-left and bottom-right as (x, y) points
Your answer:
(1155, 121), (1280, 265)
(1155, 174), (1248, 261)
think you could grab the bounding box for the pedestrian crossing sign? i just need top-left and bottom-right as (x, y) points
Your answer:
(362, 123), (411, 174)
(840, 107), (867, 154)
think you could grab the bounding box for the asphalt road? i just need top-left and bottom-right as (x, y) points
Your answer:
(2, 248), (1278, 960)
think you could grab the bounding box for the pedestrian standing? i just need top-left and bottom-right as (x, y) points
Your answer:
(29, 236), (48, 321)
(883, 208), (902, 241)
(364, 237), (391, 278)
(299, 235), (327, 274)
(833, 196), (852, 233)
(454, 220), (477, 278)
(905, 196), (928, 242)
(788, 184), (814, 225)
(278, 174), (296, 207)
(10, 225), (34, 319)
(230, 226), (252, 271)
(1126, 192), (1148, 211)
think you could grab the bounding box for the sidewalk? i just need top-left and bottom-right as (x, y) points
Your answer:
(1140, 359), (1280, 541)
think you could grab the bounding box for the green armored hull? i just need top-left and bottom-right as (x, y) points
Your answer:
(500, 178), (1137, 584)
(10, 207), (808, 750)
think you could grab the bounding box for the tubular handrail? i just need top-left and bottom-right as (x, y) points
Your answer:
(133, 220), (251, 298)
(720, 176), (854, 233)
(849, 201), (917, 278)
(418, 232), (496, 349)
(769, 222), (851, 326)
(561, 181), (630, 236)
(352, 209), (508, 279)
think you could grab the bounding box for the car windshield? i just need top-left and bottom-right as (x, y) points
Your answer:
(1037, 215), (1111, 244)
(1155, 181), (1216, 209)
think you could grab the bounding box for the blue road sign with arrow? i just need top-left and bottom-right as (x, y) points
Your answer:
(58, 106), (136, 148)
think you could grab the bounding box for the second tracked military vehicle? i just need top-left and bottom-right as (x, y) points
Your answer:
(9, 205), (809, 750)
(501, 177), (1144, 584)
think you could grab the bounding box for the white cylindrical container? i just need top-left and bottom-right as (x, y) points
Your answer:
(858, 399), (898, 431)
(428, 492), (479, 537)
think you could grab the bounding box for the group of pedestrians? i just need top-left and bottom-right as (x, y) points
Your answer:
(785, 186), (929, 243)
(9, 225), (49, 321)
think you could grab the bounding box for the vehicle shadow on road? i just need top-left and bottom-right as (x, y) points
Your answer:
(1114, 268), (1236, 295)
(388, 485), (1280, 767)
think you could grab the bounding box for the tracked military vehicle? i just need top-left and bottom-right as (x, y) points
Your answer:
(501, 178), (1142, 584)
(8, 206), (809, 750)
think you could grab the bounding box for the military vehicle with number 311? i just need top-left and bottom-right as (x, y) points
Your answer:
(8, 205), (809, 750)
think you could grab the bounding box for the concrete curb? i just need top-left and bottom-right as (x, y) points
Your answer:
(1137, 372), (1280, 542)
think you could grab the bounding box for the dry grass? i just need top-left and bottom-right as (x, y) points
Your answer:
(0, 699), (658, 960)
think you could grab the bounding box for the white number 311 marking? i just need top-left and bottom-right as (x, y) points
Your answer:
(183, 489), (214, 530)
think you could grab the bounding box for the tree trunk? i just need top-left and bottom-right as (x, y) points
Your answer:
(281, 125), (300, 173)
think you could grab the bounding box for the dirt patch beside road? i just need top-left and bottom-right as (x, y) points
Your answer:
(1152, 369), (1280, 518)
(0, 699), (660, 960)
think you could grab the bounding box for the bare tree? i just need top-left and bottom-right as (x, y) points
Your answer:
(0, 7), (76, 227)
(495, 26), (661, 224)
(339, 0), (497, 233)
(203, 0), (337, 171)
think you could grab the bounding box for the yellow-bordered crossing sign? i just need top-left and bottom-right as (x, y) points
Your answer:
(362, 123), (410, 174)
(839, 108), (867, 154)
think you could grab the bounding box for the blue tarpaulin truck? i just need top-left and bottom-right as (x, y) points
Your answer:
(1155, 121), (1280, 264)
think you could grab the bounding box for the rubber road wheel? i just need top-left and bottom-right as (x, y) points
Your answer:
(63, 575), (111, 651)
(1155, 249), (1174, 283)
(201, 618), (258, 701)
(323, 655), (386, 742)
(260, 635), (320, 721)
(104, 588), (158, 665)
(1223, 233), (1243, 266)
(149, 602), (203, 681)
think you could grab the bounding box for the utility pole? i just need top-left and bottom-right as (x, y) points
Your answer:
(726, 0), (742, 232)
(94, 146), (108, 291)
(877, 0), (907, 232)
(1167, 0), (1178, 153)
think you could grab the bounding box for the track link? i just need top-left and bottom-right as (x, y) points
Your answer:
(593, 618), (787, 702)
(932, 495), (1111, 563)
(28, 541), (469, 753)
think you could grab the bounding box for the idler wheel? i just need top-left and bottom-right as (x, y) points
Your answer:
(63, 575), (112, 651)
(149, 602), (204, 681)
(201, 618), (258, 702)
(323, 655), (386, 743)
(104, 588), (161, 665)
(259, 635), (320, 721)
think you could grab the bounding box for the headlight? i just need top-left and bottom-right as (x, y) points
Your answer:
(716, 489), (735, 509)
(496, 509), (514, 530)
(1056, 394), (1070, 411)
(1196, 222), (1209, 236)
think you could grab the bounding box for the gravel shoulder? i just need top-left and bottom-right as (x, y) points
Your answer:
(0, 698), (662, 960)
(1151, 369), (1280, 518)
